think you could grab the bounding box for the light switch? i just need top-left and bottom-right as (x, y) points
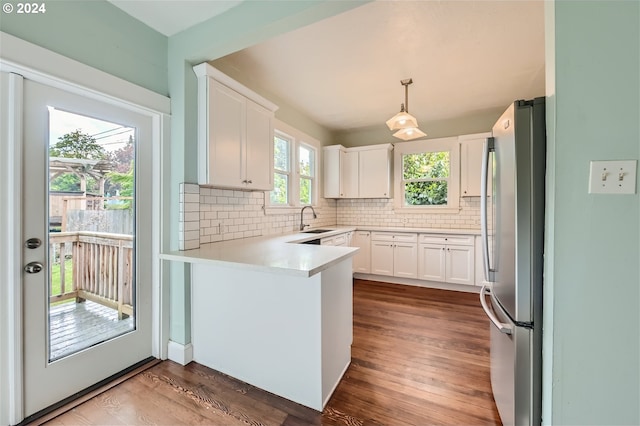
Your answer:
(589, 160), (637, 194)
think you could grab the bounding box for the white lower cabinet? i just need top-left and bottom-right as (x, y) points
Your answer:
(351, 231), (371, 273)
(418, 234), (475, 286)
(370, 232), (417, 279)
(321, 232), (349, 246)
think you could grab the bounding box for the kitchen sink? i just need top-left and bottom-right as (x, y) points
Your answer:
(302, 229), (333, 234)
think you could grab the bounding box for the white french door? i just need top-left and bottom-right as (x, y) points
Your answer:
(22, 78), (153, 417)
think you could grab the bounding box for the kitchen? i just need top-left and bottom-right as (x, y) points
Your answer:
(1, 0), (633, 426)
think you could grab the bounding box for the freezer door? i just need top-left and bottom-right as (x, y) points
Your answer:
(487, 292), (537, 426)
(491, 100), (545, 323)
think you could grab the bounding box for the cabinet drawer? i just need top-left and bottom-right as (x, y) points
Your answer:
(371, 232), (417, 243)
(332, 233), (347, 246)
(419, 234), (474, 246)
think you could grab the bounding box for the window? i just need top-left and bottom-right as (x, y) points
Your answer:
(269, 122), (319, 208)
(298, 143), (315, 205)
(402, 151), (450, 206)
(394, 137), (460, 212)
(271, 134), (291, 205)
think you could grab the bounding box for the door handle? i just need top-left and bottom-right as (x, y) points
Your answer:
(25, 238), (42, 249)
(24, 262), (43, 274)
(481, 137), (495, 282)
(479, 285), (512, 335)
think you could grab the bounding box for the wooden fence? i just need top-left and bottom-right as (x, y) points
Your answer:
(49, 231), (133, 319)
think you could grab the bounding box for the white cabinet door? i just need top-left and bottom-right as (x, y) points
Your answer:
(359, 147), (391, 198)
(371, 241), (393, 276)
(351, 231), (371, 273)
(446, 245), (474, 285)
(393, 243), (417, 278)
(418, 243), (446, 281)
(323, 147), (342, 198)
(245, 99), (273, 190)
(195, 63), (277, 190)
(341, 150), (359, 198)
(207, 79), (245, 188)
(460, 133), (491, 197)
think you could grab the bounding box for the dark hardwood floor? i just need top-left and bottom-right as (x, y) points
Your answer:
(44, 279), (501, 426)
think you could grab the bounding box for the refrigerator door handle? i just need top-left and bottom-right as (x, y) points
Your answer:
(480, 284), (513, 335)
(480, 137), (495, 282)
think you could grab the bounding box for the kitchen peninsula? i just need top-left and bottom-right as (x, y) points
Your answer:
(161, 229), (358, 411)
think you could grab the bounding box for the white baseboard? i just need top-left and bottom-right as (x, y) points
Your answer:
(167, 341), (193, 366)
(353, 273), (482, 293)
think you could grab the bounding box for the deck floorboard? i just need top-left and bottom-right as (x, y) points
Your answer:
(49, 301), (134, 361)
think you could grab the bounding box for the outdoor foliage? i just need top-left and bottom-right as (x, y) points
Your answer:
(49, 129), (107, 159)
(49, 130), (106, 193)
(271, 136), (289, 205)
(106, 162), (134, 209)
(49, 130), (135, 209)
(403, 151), (449, 206)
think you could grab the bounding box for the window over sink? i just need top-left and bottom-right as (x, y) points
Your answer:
(269, 120), (318, 208)
(393, 137), (460, 213)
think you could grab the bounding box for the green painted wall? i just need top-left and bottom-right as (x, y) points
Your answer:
(165, 0), (369, 344)
(543, 1), (639, 424)
(0, 0), (168, 96)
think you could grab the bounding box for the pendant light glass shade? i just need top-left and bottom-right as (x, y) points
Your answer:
(393, 127), (427, 141)
(386, 78), (426, 140)
(385, 104), (419, 130)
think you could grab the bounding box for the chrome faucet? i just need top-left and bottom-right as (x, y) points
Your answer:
(299, 206), (317, 231)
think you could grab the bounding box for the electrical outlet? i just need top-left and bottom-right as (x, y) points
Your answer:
(401, 217), (409, 224)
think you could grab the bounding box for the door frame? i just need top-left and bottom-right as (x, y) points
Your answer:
(0, 31), (171, 426)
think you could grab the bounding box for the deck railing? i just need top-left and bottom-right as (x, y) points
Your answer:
(49, 231), (133, 319)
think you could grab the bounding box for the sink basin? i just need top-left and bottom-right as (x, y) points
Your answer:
(302, 229), (333, 234)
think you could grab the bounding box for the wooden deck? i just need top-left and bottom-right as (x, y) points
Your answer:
(49, 301), (134, 361)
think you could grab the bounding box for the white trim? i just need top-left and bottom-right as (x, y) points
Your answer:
(0, 71), (25, 426)
(0, 32), (170, 116)
(193, 63), (278, 112)
(269, 119), (321, 208)
(0, 32), (170, 424)
(167, 341), (194, 366)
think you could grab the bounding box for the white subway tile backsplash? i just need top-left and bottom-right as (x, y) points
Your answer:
(178, 182), (479, 250)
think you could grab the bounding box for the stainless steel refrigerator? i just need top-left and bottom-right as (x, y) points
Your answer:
(479, 98), (545, 426)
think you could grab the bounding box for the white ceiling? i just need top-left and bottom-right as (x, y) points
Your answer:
(107, 0), (243, 36)
(109, 1), (545, 134)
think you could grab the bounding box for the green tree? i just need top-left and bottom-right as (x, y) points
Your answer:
(106, 162), (134, 209)
(402, 151), (449, 206)
(50, 129), (107, 159)
(49, 130), (107, 194)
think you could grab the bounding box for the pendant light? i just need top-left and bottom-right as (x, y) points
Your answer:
(385, 78), (427, 140)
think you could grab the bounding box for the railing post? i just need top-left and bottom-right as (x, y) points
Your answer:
(117, 239), (125, 320)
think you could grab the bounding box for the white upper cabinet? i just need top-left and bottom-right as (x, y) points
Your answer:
(359, 147), (392, 198)
(194, 63), (278, 190)
(459, 132), (492, 197)
(323, 144), (393, 199)
(341, 150), (359, 198)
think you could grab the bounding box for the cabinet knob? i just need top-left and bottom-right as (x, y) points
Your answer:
(247, 179), (253, 184)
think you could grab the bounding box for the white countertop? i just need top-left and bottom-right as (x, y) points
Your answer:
(159, 226), (480, 277)
(160, 227), (358, 278)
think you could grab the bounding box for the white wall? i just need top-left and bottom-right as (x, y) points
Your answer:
(543, 1), (640, 424)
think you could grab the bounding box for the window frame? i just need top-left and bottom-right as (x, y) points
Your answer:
(267, 120), (319, 210)
(270, 131), (292, 206)
(393, 136), (460, 213)
(297, 142), (315, 206)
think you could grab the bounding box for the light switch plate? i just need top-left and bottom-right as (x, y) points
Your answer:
(589, 160), (637, 194)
